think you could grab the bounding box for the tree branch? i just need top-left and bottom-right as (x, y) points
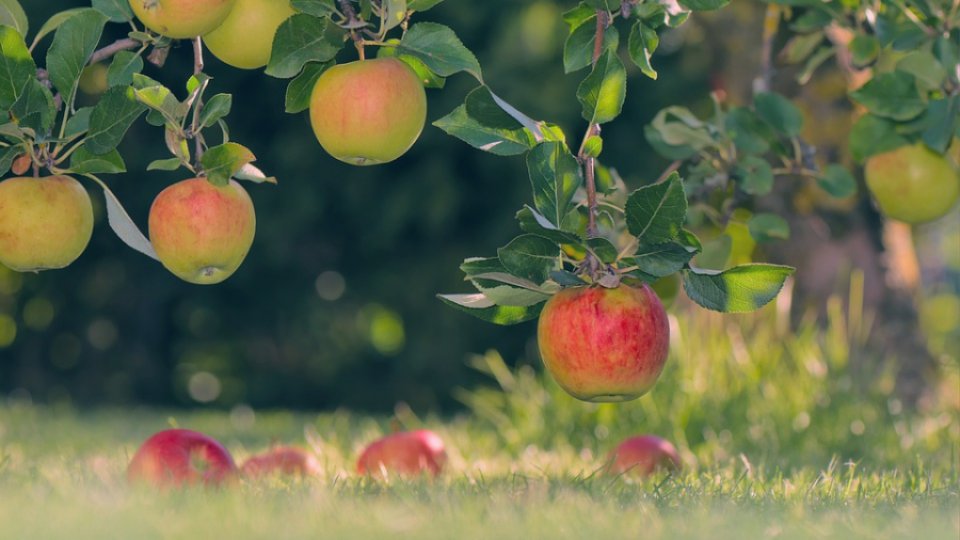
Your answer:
(89, 38), (140, 66)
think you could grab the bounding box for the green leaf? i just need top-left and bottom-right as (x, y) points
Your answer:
(627, 22), (659, 79)
(290, 0), (338, 17)
(266, 14), (344, 79)
(106, 50), (143, 87)
(438, 293), (543, 326)
(625, 173), (687, 244)
(64, 106), (91, 137)
(587, 237), (618, 264)
(563, 16), (618, 73)
(683, 264), (793, 313)
(747, 213), (790, 242)
(0, 1), (27, 37)
(678, 0), (729, 10)
(378, 43), (445, 88)
(69, 146), (126, 174)
(735, 155), (774, 196)
(381, 0), (406, 31)
(201, 142), (256, 186)
(199, 93), (232, 128)
(516, 206), (582, 245)
(576, 49), (626, 125)
(817, 165), (857, 198)
(0, 24), (36, 110)
(849, 34), (880, 67)
(10, 78), (54, 133)
(91, 0), (133, 22)
(922, 97), (960, 153)
(133, 84), (182, 126)
(29, 8), (86, 49)
(754, 92), (803, 136)
(407, 0), (445, 11)
(849, 114), (908, 162)
(94, 178), (159, 261)
(527, 142), (582, 229)
(896, 50), (947, 90)
(86, 85), (147, 155)
(725, 107), (774, 155)
(849, 71), (925, 121)
(398, 23), (481, 80)
(147, 157), (183, 171)
(433, 86), (537, 156)
(581, 135), (603, 158)
(625, 242), (696, 277)
(45, 9), (107, 105)
(781, 31), (824, 65)
(284, 61), (332, 113)
(0, 144), (17, 176)
(498, 234), (559, 284)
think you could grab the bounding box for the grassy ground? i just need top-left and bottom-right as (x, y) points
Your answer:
(0, 302), (957, 539)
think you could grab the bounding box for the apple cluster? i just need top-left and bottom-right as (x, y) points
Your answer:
(126, 427), (681, 487)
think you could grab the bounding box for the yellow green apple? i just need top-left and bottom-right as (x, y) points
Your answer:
(309, 58), (427, 166)
(203, 0), (295, 69)
(0, 176), (93, 272)
(129, 0), (237, 39)
(148, 177), (255, 285)
(865, 143), (959, 224)
(537, 284), (670, 402)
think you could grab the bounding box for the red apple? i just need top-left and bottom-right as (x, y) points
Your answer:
(537, 284), (670, 402)
(127, 429), (237, 487)
(241, 447), (320, 478)
(605, 435), (681, 477)
(356, 430), (446, 478)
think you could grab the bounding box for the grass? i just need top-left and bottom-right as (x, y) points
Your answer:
(0, 295), (957, 539)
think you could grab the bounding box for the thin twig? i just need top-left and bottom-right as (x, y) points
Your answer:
(579, 10), (610, 241)
(89, 38), (141, 66)
(191, 37), (208, 167)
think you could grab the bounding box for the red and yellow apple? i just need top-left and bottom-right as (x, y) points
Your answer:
(537, 285), (670, 402)
(310, 58), (427, 166)
(203, 0), (295, 69)
(0, 176), (93, 272)
(127, 429), (237, 487)
(129, 0), (237, 39)
(605, 435), (681, 477)
(356, 430), (447, 478)
(241, 447), (321, 478)
(148, 178), (256, 285)
(865, 143), (959, 224)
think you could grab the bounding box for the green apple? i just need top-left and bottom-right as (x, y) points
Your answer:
(537, 284), (670, 402)
(309, 58), (427, 166)
(0, 176), (93, 272)
(203, 0), (295, 69)
(129, 0), (237, 39)
(148, 178), (256, 285)
(865, 143), (959, 224)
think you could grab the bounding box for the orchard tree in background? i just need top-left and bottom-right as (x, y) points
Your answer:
(0, 0), (956, 404)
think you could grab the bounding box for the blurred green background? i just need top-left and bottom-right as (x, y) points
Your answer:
(1, 1), (957, 414)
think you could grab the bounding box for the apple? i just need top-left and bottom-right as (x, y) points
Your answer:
(864, 143), (959, 224)
(129, 0), (237, 39)
(537, 284), (670, 402)
(356, 430), (447, 478)
(127, 429), (237, 487)
(0, 176), (93, 272)
(148, 177), (256, 285)
(605, 435), (681, 477)
(310, 58), (427, 166)
(203, 0), (295, 70)
(241, 447), (321, 478)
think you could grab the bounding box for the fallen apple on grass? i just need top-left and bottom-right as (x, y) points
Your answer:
(0, 176), (93, 272)
(356, 430), (447, 478)
(537, 284), (670, 402)
(129, 0), (237, 39)
(310, 57), (427, 166)
(127, 429), (237, 487)
(148, 177), (256, 285)
(605, 435), (681, 477)
(241, 447), (321, 478)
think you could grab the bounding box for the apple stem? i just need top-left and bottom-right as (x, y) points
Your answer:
(338, 0), (367, 61)
(191, 38), (208, 167)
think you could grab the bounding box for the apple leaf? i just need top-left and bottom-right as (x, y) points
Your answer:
(577, 49), (626, 125)
(848, 114), (908, 162)
(69, 147), (126, 175)
(515, 206), (582, 245)
(498, 234), (560, 284)
(0, 24), (36, 110)
(747, 213), (790, 243)
(266, 14), (344, 79)
(682, 264), (794, 313)
(0, 145), (18, 176)
(849, 71), (926, 122)
(106, 50), (143, 87)
(624, 241), (697, 277)
(527, 142), (582, 229)
(407, 0), (445, 11)
(28, 8), (86, 50)
(735, 155), (774, 196)
(284, 61), (332, 113)
(433, 86), (537, 156)
(628, 22), (659, 80)
(922, 97), (960, 153)
(817, 165), (857, 198)
(398, 23), (482, 80)
(91, 0), (133, 22)
(86, 85), (147, 155)
(437, 293), (543, 325)
(199, 93), (232, 128)
(88, 175), (160, 261)
(201, 142), (256, 186)
(289, 0), (338, 18)
(563, 16), (618, 74)
(679, 0), (729, 10)
(625, 173), (687, 244)
(754, 92), (803, 136)
(45, 9), (107, 105)
(10, 78), (54, 133)
(0, 1), (27, 38)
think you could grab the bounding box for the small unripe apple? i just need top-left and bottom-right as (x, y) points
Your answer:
(241, 447), (321, 478)
(127, 429), (237, 487)
(865, 143), (959, 224)
(356, 430), (447, 478)
(0, 176), (93, 272)
(203, 0), (295, 69)
(537, 285), (670, 402)
(148, 178), (256, 285)
(310, 58), (427, 166)
(605, 435), (681, 477)
(129, 0), (237, 39)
